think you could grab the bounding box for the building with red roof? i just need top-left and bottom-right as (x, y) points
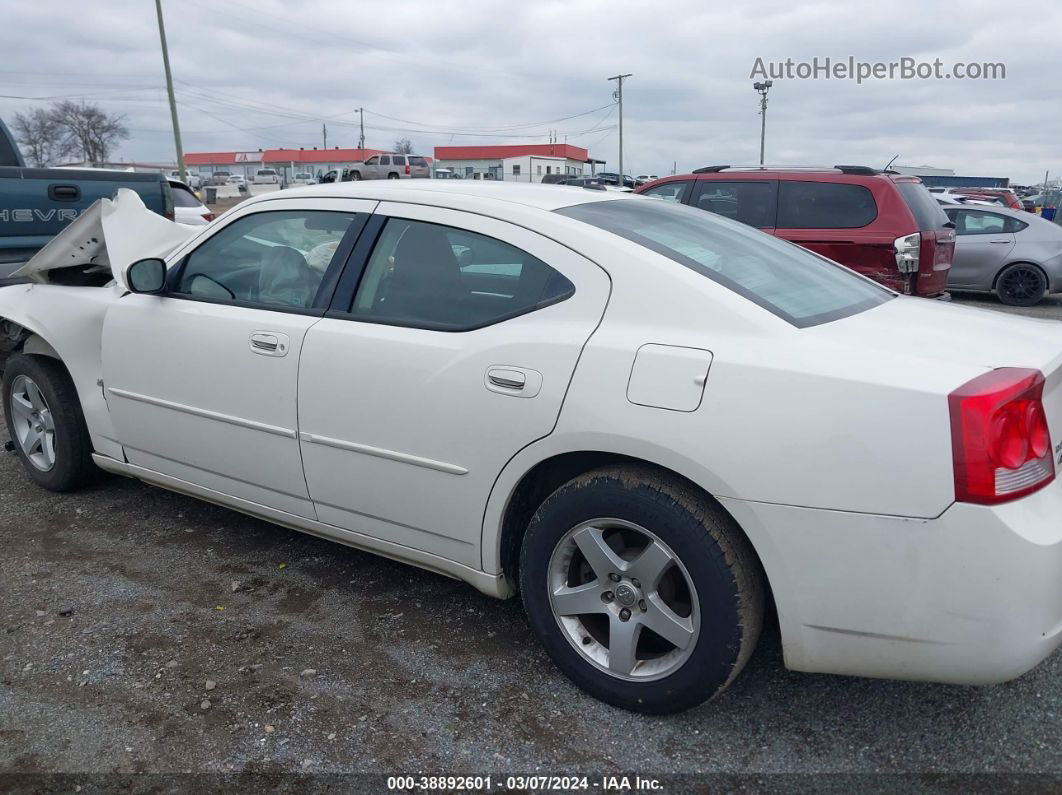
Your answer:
(433, 143), (604, 182)
(184, 147), (389, 181)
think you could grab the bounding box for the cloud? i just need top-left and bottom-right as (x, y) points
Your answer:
(0, 0), (1056, 183)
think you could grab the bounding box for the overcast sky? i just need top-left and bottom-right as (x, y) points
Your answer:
(1, 0), (1057, 183)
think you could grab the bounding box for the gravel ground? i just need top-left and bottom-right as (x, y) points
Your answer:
(1, 293), (1060, 788)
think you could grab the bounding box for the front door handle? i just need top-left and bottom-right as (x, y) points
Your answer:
(249, 331), (289, 357)
(989, 239), (1011, 244)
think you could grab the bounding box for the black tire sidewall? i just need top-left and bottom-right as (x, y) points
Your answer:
(520, 469), (753, 714)
(2, 353), (92, 491)
(998, 264), (1046, 306)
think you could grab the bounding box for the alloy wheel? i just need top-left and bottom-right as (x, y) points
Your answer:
(999, 266), (1044, 305)
(8, 375), (56, 471)
(547, 518), (699, 681)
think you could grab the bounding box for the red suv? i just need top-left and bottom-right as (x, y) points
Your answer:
(635, 165), (956, 297)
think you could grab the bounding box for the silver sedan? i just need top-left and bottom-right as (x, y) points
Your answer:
(944, 205), (1062, 306)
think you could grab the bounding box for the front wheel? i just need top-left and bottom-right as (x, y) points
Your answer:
(2, 353), (96, 491)
(520, 465), (764, 713)
(996, 263), (1046, 306)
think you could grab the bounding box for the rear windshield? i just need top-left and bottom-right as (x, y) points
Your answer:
(557, 198), (893, 328)
(896, 181), (951, 230)
(170, 184), (201, 207)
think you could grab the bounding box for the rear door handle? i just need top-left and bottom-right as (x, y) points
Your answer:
(989, 239), (1011, 243)
(249, 331), (289, 357)
(488, 369), (525, 389)
(485, 366), (542, 398)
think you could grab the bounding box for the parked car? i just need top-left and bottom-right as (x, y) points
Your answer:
(952, 188), (1023, 211)
(209, 171), (232, 186)
(596, 172), (636, 189)
(168, 180), (214, 226)
(348, 153), (430, 180)
(637, 165), (956, 297)
(943, 205), (1062, 305)
(4, 182), (1062, 714)
(253, 168), (280, 185)
(318, 168), (349, 184)
(167, 170), (202, 190)
(635, 175), (659, 186)
(289, 172), (317, 187)
(226, 175), (248, 191)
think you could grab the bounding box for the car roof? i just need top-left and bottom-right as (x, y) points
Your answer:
(250, 179), (628, 212)
(660, 165), (919, 183)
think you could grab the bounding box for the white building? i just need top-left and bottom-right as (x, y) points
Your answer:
(433, 144), (604, 182)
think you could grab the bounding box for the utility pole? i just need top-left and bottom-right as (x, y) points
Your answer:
(154, 0), (185, 181)
(358, 107), (365, 150)
(607, 73), (632, 184)
(753, 80), (773, 166)
(322, 123), (327, 150)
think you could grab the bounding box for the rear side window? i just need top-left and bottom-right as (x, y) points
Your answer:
(170, 184), (201, 207)
(557, 199), (892, 328)
(949, 209), (1028, 235)
(393, 156), (407, 166)
(379, 156), (391, 165)
(895, 181), (951, 230)
(777, 181), (877, 229)
(641, 181), (691, 203)
(693, 181), (775, 228)
(350, 219), (574, 331)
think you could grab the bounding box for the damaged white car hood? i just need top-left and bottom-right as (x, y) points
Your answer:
(13, 188), (197, 290)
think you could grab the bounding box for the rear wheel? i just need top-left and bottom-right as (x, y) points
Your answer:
(387, 172), (400, 180)
(2, 353), (95, 491)
(350, 171), (361, 181)
(520, 465), (764, 713)
(996, 263), (1046, 306)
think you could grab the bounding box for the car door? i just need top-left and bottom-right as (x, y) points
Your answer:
(944, 208), (1016, 289)
(689, 180), (777, 233)
(101, 198), (376, 518)
(296, 203), (610, 566)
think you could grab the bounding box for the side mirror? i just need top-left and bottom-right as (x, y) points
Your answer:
(126, 258), (167, 294)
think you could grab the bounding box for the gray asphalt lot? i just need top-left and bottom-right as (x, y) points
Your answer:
(1, 292), (1060, 785)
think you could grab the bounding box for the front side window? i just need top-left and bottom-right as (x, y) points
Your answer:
(693, 181), (775, 228)
(349, 218), (574, 331)
(175, 211), (356, 310)
(777, 181), (877, 229)
(557, 198), (892, 328)
(364, 156), (379, 165)
(642, 180), (691, 204)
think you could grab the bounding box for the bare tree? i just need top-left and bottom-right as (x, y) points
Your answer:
(393, 137), (414, 154)
(51, 100), (130, 164)
(12, 108), (69, 167)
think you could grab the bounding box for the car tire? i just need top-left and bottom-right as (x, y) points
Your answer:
(996, 263), (1046, 306)
(350, 172), (361, 181)
(388, 173), (399, 180)
(2, 353), (96, 492)
(519, 464), (764, 714)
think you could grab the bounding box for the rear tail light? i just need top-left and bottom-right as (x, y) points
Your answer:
(201, 212), (215, 222)
(949, 368), (1055, 504)
(405, 164), (411, 175)
(894, 232), (921, 273)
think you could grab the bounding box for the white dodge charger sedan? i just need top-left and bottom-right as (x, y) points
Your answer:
(2, 182), (1060, 713)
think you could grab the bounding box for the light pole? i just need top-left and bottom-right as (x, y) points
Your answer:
(753, 80), (772, 166)
(608, 73), (632, 184)
(154, 0), (185, 182)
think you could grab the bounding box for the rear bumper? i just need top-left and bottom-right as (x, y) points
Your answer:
(719, 484), (1062, 685)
